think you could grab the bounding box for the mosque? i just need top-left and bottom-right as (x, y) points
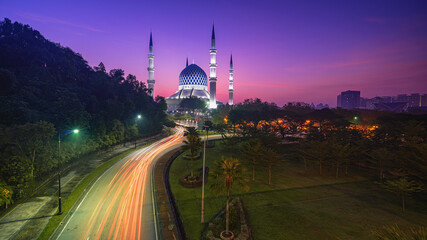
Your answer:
(146, 25), (234, 111)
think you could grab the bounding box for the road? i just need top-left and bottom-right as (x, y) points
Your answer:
(54, 127), (185, 240)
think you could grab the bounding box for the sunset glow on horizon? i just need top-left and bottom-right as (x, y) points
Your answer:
(1, 0), (426, 106)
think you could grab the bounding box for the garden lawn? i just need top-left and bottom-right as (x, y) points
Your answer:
(168, 142), (427, 240)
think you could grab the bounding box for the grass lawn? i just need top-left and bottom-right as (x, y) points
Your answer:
(168, 141), (427, 240)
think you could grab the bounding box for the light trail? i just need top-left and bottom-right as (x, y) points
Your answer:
(77, 126), (185, 240)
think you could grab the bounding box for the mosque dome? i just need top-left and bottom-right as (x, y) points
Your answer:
(178, 64), (208, 87)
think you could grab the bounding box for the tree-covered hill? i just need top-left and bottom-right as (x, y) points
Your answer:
(0, 18), (170, 205)
(0, 18), (165, 130)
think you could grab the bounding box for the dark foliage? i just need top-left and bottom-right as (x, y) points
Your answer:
(0, 19), (167, 205)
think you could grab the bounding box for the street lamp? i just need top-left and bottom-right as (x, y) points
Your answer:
(57, 129), (79, 215)
(135, 115), (142, 148)
(201, 124), (210, 223)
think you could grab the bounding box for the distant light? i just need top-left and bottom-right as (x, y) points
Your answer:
(73, 129), (79, 134)
(354, 116), (358, 120)
(137, 115), (142, 119)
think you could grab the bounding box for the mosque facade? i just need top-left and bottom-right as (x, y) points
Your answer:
(147, 25), (234, 112)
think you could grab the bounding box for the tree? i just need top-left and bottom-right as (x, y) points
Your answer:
(263, 148), (282, 185)
(93, 62), (106, 72)
(240, 138), (263, 182)
(328, 140), (351, 178)
(0, 68), (15, 96)
(179, 97), (207, 113)
(211, 105), (230, 125)
(7, 121), (56, 178)
(384, 177), (423, 211)
(368, 148), (394, 183)
(181, 127), (202, 177)
(210, 157), (249, 237)
(0, 19), (170, 204)
(300, 141), (329, 175)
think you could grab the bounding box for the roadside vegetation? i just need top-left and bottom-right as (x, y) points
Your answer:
(0, 19), (174, 211)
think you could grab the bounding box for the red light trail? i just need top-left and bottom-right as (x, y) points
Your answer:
(57, 126), (185, 240)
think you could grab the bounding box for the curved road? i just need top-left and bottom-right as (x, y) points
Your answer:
(54, 127), (185, 240)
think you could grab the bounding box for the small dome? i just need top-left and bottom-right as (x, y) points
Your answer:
(179, 64), (207, 86)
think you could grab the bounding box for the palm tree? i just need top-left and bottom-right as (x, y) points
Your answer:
(240, 138), (263, 182)
(211, 157), (249, 236)
(181, 127), (202, 178)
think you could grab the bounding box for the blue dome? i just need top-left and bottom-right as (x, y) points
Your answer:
(179, 64), (207, 86)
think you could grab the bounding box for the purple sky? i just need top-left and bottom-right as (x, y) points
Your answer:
(2, 0), (427, 106)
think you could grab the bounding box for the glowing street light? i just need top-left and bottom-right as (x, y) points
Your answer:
(57, 128), (79, 215)
(137, 114), (142, 119)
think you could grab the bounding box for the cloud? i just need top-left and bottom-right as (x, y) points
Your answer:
(19, 13), (105, 33)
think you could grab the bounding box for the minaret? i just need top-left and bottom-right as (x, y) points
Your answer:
(209, 24), (217, 109)
(228, 54), (234, 105)
(147, 31), (155, 98)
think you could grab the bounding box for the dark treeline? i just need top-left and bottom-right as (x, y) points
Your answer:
(0, 19), (171, 207)
(212, 98), (426, 211)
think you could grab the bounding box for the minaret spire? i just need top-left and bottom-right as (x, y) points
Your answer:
(211, 24), (215, 49)
(228, 54), (234, 105)
(209, 23), (217, 109)
(186, 57), (188, 67)
(149, 31), (153, 53)
(147, 31), (155, 98)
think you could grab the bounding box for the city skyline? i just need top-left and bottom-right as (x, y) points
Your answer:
(2, 0), (427, 106)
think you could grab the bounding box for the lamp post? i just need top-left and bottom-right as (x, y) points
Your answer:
(201, 124), (209, 223)
(135, 115), (142, 148)
(57, 129), (79, 215)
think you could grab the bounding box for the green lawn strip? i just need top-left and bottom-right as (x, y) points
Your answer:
(37, 148), (136, 240)
(169, 142), (427, 240)
(196, 130), (219, 136)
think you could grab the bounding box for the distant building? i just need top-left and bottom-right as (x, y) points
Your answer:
(353, 93), (426, 112)
(315, 103), (329, 109)
(396, 94), (408, 103)
(422, 94), (427, 107)
(381, 96), (392, 103)
(408, 93), (421, 107)
(338, 90), (360, 109)
(374, 102), (408, 112)
(337, 95), (341, 108)
(365, 97), (385, 110)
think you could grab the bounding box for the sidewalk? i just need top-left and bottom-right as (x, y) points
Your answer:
(0, 132), (167, 240)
